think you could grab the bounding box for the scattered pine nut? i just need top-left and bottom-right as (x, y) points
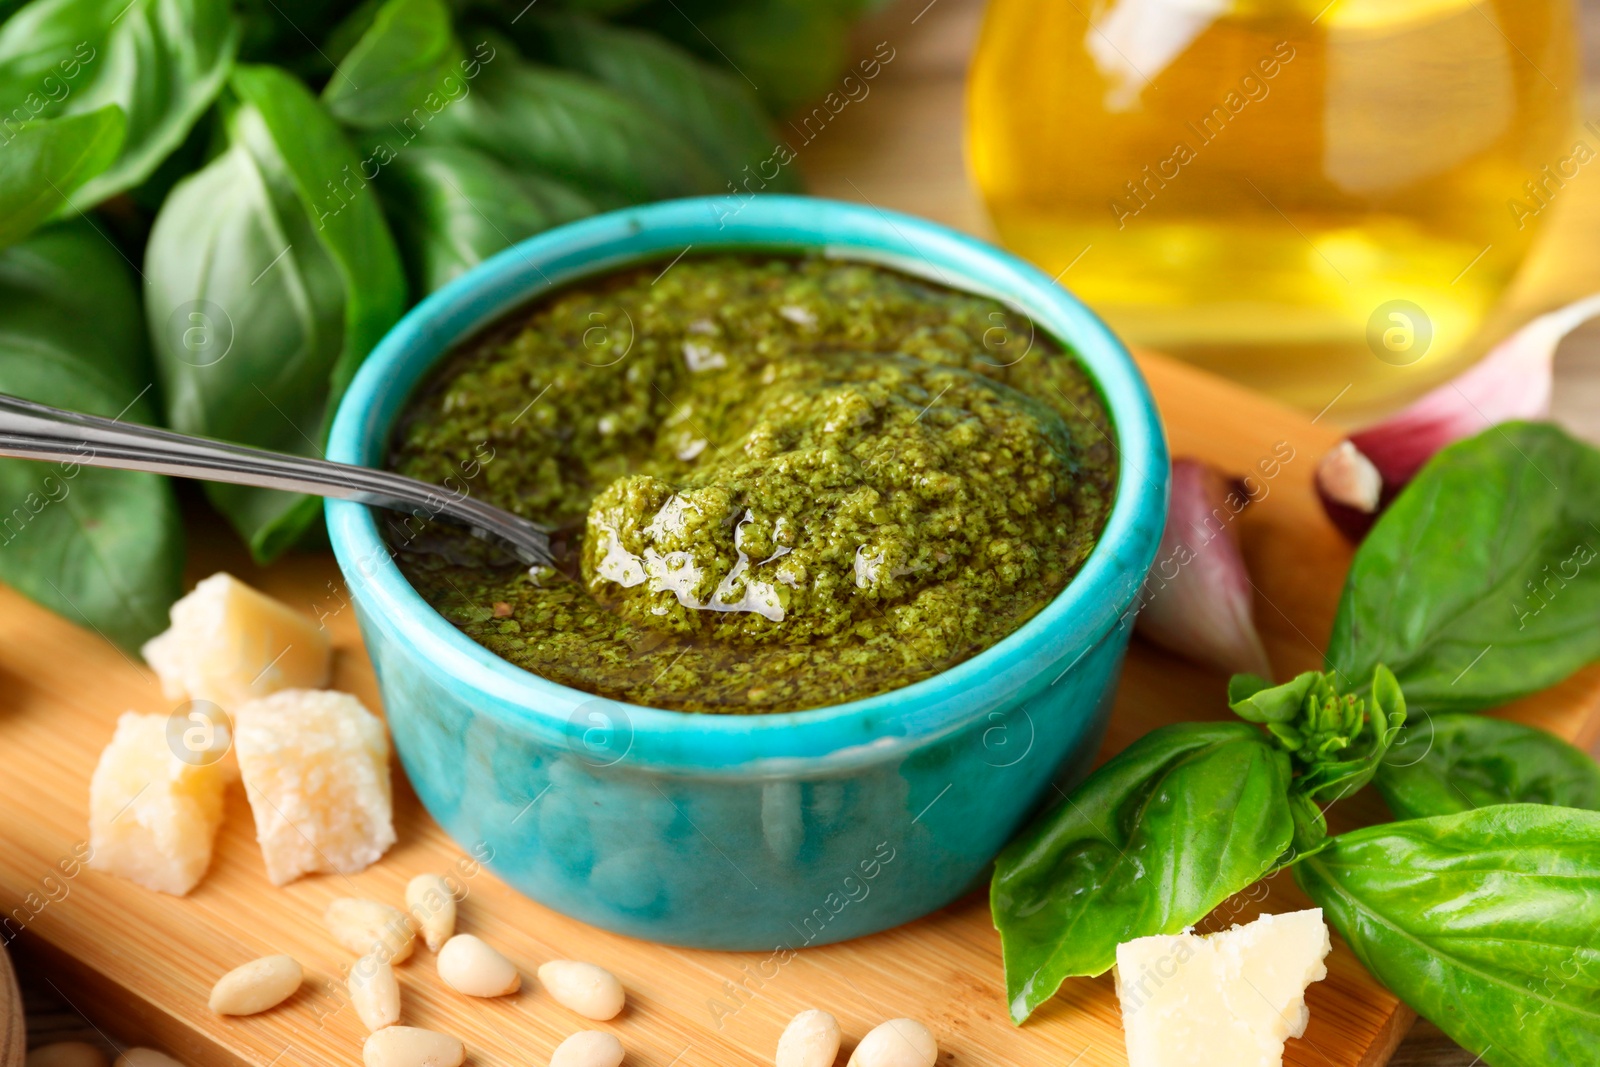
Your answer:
(405, 873), (457, 952)
(112, 1051), (187, 1067)
(26, 1042), (109, 1067)
(437, 933), (520, 997)
(325, 897), (416, 963)
(776, 1009), (841, 1067)
(362, 1026), (465, 1067)
(349, 952), (402, 1032)
(548, 1031), (624, 1067)
(208, 954), (303, 1015)
(847, 1019), (937, 1067)
(536, 960), (625, 1021)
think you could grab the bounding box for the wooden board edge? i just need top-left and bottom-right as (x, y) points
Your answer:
(11, 937), (250, 1067)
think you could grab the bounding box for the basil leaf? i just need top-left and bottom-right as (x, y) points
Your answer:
(238, 0), (366, 82)
(1329, 423), (1600, 712)
(0, 220), (152, 390)
(147, 65), (405, 561)
(0, 222), (182, 650)
(378, 145), (600, 295)
(1296, 805), (1600, 1067)
(552, 0), (646, 13)
(321, 0), (465, 128)
(991, 722), (1293, 1022)
(1227, 670), (1317, 724)
(420, 45), (723, 202)
(632, 0), (855, 116)
(527, 14), (800, 193)
(1376, 713), (1600, 820)
(0, 107), (124, 248)
(0, 0), (238, 209)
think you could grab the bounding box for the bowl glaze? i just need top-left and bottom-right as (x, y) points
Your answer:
(326, 195), (1168, 949)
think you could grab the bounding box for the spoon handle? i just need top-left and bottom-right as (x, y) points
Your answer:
(0, 392), (554, 565)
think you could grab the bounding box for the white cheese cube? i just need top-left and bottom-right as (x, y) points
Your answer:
(1115, 909), (1332, 1067)
(88, 712), (228, 895)
(234, 689), (395, 886)
(142, 573), (331, 709)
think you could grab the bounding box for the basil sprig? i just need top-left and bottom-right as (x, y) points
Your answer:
(1296, 806), (1600, 1067)
(1229, 665), (1405, 852)
(995, 423), (1600, 1035)
(993, 666), (1401, 1021)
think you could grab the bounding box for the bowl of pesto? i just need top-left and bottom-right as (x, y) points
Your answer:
(326, 195), (1168, 950)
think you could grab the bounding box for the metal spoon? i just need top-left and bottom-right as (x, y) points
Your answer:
(0, 392), (555, 565)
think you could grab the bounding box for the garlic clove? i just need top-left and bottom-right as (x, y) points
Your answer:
(1314, 441), (1384, 542)
(1134, 458), (1272, 679)
(1317, 292), (1600, 539)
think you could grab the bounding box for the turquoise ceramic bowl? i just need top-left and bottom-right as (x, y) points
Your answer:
(326, 195), (1168, 950)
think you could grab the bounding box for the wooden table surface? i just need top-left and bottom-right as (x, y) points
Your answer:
(15, 1), (1600, 1065)
(798, 1), (1600, 1062)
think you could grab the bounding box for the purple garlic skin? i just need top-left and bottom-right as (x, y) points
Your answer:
(1317, 293), (1600, 540)
(1135, 457), (1272, 678)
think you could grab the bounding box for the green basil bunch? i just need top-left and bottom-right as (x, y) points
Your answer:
(992, 665), (1401, 1022)
(320, 0), (799, 296)
(0, 0), (843, 643)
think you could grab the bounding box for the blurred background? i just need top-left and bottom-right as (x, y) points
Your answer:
(805, 0), (1600, 438)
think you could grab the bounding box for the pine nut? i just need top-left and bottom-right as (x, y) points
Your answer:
(349, 952), (402, 1031)
(112, 1051), (186, 1067)
(548, 1031), (623, 1067)
(26, 1042), (108, 1067)
(536, 960), (625, 1021)
(776, 1009), (841, 1067)
(362, 1026), (465, 1067)
(436, 933), (520, 997)
(325, 897), (416, 964)
(207, 954), (302, 1015)
(846, 1019), (937, 1067)
(405, 873), (457, 952)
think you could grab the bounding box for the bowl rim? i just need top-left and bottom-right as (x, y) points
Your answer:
(326, 194), (1168, 769)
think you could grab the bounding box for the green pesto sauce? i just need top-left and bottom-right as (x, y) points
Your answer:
(388, 255), (1117, 714)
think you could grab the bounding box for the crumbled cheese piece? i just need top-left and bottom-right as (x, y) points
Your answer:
(142, 573), (332, 709)
(234, 690), (395, 886)
(88, 712), (228, 895)
(1114, 909), (1332, 1067)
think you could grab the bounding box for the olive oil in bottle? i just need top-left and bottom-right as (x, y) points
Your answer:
(967, 0), (1577, 414)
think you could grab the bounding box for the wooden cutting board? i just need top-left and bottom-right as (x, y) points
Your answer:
(1, 351), (1596, 1067)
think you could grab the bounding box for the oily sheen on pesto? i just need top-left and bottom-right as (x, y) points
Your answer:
(388, 255), (1116, 713)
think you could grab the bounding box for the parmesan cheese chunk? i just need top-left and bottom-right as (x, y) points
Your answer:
(234, 689), (395, 885)
(1114, 909), (1332, 1067)
(142, 573), (331, 709)
(88, 712), (227, 895)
